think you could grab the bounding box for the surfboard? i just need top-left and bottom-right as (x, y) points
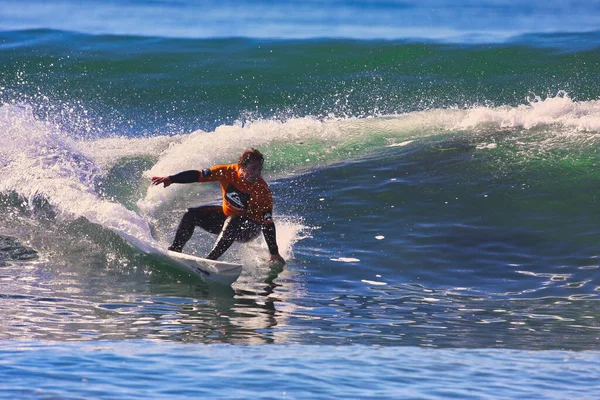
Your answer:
(157, 250), (243, 286)
(112, 231), (243, 285)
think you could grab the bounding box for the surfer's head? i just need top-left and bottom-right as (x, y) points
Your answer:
(238, 148), (264, 183)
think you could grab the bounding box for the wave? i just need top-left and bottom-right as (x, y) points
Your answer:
(1, 94), (599, 262)
(3, 29), (600, 135)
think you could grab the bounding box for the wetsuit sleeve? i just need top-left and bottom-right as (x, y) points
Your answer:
(197, 164), (231, 183)
(262, 223), (280, 255)
(169, 170), (200, 183)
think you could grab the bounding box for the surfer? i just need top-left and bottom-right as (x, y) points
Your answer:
(151, 148), (286, 264)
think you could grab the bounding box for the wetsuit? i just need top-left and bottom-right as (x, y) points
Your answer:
(168, 164), (279, 260)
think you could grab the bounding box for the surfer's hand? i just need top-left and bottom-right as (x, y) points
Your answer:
(151, 176), (172, 188)
(270, 254), (286, 265)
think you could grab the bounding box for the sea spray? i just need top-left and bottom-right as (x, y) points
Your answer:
(0, 104), (156, 248)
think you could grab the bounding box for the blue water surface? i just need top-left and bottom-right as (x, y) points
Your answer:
(2, 341), (599, 399)
(2, 0), (600, 41)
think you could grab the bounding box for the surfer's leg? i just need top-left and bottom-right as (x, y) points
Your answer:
(169, 206), (225, 252)
(235, 218), (262, 243)
(169, 212), (195, 252)
(205, 216), (261, 260)
(191, 205), (227, 234)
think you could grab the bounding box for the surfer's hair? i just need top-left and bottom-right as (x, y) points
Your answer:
(238, 148), (264, 167)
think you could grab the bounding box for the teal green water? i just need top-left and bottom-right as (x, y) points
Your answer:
(2, 30), (600, 135)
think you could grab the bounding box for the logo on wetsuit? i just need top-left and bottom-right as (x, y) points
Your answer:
(225, 184), (250, 210)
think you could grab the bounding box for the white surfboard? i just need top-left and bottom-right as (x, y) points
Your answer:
(112, 231), (243, 285)
(160, 250), (243, 286)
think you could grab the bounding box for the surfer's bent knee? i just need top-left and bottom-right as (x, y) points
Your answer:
(222, 216), (261, 242)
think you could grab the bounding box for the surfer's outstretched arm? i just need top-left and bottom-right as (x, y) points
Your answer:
(151, 170), (201, 187)
(151, 176), (172, 187)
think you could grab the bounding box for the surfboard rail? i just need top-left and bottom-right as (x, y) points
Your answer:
(114, 232), (243, 285)
(164, 250), (243, 285)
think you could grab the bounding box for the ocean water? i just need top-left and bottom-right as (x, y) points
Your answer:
(2, 0), (600, 398)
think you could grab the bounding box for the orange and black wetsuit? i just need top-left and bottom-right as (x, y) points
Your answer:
(168, 164), (279, 260)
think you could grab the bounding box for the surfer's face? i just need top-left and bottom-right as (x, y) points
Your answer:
(239, 160), (263, 183)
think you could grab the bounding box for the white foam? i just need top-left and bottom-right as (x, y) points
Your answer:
(361, 279), (387, 286)
(238, 217), (311, 267)
(0, 105), (157, 249)
(73, 134), (177, 170)
(331, 257), (360, 263)
(387, 140), (414, 147)
(456, 92), (600, 132)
